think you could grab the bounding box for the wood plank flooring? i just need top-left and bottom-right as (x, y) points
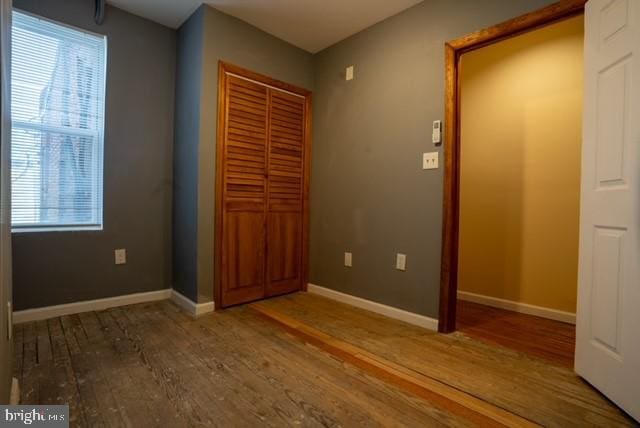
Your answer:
(12, 293), (635, 427)
(456, 300), (576, 368)
(251, 303), (537, 428)
(256, 293), (635, 427)
(13, 300), (474, 427)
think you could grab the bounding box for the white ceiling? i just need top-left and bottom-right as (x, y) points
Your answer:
(106, 0), (424, 53)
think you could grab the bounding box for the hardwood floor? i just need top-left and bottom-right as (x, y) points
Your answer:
(13, 293), (634, 427)
(13, 300), (473, 427)
(256, 293), (634, 427)
(456, 300), (576, 368)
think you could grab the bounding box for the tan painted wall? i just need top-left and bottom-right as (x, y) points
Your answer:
(458, 16), (584, 313)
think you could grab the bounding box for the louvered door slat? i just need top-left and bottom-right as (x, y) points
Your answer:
(271, 100), (302, 114)
(272, 117), (303, 130)
(271, 143), (302, 153)
(272, 104), (302, 117)
(229, 106), (266, 123)
(272, 127), (302, 139)
(271, 136), (302, 147)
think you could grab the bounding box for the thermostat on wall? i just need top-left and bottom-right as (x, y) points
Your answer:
(432, 120), (442, 144)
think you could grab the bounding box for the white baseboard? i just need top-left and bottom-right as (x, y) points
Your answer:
(307, 284), (439, 331)
(12, 289), (172, 324)
(10, 378), (19, 405)
(170, 290), (214, 317)
(457, 291), (576, 324)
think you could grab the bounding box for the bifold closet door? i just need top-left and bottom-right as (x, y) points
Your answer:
(218, 66), (310, 308)
(220, 76), (268, 307)
(265, 90), (306, 297)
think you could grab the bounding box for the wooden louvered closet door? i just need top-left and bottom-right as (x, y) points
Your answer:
(220, 75), (268, 307)
(217, 63), (310, 308)
(265, 90), (306, 297)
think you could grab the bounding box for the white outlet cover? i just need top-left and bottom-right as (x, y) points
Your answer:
(396, 253), (407, 271)
(115, 249), (127, 265)
(344, 252), (353, 267)
(346, 65), (354, 81)
(423, 152), (439, 170)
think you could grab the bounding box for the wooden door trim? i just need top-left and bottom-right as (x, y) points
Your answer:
(301, 94), (313, 294)
(438, 0), (586, 333)
(219, 62), (312, 98)
(215, 61), (312, 308)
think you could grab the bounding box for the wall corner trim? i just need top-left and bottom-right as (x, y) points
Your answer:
(457, 291), (576, 324)
(307, 284), (439, 331)
(170, 290), (214, 317)
(12, 289), (172, 324)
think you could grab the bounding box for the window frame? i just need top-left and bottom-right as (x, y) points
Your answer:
(10, 9), (107, 233)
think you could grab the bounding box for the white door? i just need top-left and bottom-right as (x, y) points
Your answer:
(576, 0), (640, 421)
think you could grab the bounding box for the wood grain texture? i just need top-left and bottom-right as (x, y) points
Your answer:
(216, 61), (312, 308)
(301, 95), (313, 292)
(448, 0), (587, 52)
(266, 90), (306, 298)
(439, 0), (586, 333)
(221, 75), (268, 307)
(214, 61), (227, 309)
(251, 303), (538, 428)
(439, 42), (460, 333)
(15, 300), (482, 427)
(457, 300), (576, 368)
(256, 293), (634, 427)
(220, 61), (312, 97)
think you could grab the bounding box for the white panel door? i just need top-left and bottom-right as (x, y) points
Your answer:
(576, 0), (640, 421)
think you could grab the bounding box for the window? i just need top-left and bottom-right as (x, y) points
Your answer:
(11, 11), (106, 231)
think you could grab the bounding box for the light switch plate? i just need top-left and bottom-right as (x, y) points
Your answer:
(115, 249), (127, 265)
(346, 66), (354, 81)
(344, 252), (353, 267)
(423, 152), (439, 170)
(396, 253), (407, 271)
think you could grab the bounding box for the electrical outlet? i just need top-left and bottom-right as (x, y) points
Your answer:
(344, 252), (353, 267)
(346, 65), (354, 81)
(396, 253), (407, 271)
(115, 249), (127, 265)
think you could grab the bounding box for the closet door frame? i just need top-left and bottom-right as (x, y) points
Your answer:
(215, 61), (312, 308)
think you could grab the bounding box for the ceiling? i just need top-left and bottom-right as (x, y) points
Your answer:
(106, 0), (424, 53)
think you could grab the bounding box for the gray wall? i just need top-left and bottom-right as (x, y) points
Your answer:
(173, 5), (314, 303)
(7, 0), (560, 320)
(0, 0), (12, 404)
(311, 0), (555, 317)
(12, 0), (176, 310)
(173, 9), (204, 302)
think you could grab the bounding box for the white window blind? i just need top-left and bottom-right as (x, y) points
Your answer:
(11, 11), (106, 231)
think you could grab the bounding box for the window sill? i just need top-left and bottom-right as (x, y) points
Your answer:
(11, 225), (103, 234)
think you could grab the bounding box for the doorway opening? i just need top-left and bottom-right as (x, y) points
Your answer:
(438, 1), (586, 367)
(456, 15), (583, 368)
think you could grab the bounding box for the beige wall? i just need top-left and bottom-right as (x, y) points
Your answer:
(458, 16), (583, 313)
